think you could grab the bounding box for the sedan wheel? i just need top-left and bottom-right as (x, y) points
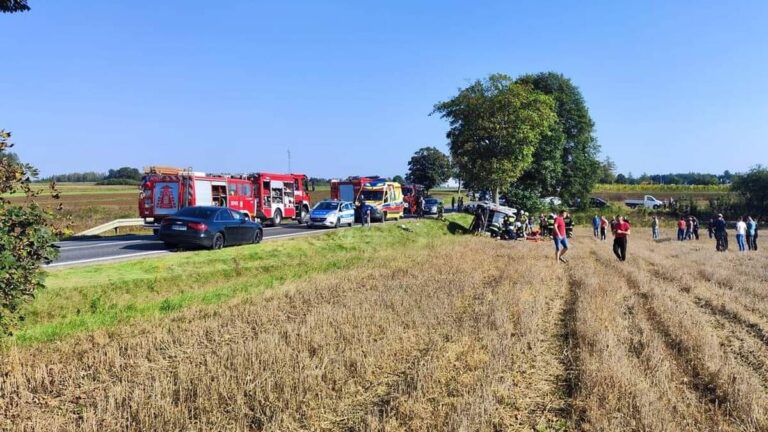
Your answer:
(253, 229), (263, 244)
(211, 233), (225, 250)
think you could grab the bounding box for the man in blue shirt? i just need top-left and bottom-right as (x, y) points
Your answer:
(592, 214), (600, 238)
(747, 216), (757, 251)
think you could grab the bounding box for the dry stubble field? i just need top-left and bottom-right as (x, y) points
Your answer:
(2, 227), (768, 431)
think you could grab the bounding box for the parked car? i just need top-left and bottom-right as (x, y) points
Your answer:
(589, 197), (609, 208)
(540, 196), (562, 207)
(159, 206), (263, 250)
(308, 200), (355, 228)
(423, 198), (442, 216)
(624, 195), (664, 209)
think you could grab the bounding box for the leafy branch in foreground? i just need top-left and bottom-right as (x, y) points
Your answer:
(1, 130), (66, 335)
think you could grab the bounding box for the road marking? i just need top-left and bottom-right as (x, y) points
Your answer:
(57, 239), (151, 250)
(45, 250), (170, 268)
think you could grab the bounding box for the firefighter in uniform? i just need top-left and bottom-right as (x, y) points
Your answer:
(546, 213), (556, 238)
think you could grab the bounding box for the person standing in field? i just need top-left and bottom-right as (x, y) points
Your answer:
(736, 216), (747, 252)
(754, 216), (759, 251)
(707, 217), (715, 239)
(553, 210), (569, 263)
(600, 215), (608, 241)
(651, 215), (659, 240)
(677, 216), (687, 241)
(592, 214), (600, 238)
(610, 215), (619, 236)
(451, 196), (455, 211)
(746, 216), (757, 251)
(613, 215), (631, 261)
(714, 213), (728, 252)
(692, 216), (700, 240)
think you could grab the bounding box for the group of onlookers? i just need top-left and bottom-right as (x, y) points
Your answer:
(675, 216), (700, 241)
(734, 215), (759, 252)
(651, 213), (760, 253)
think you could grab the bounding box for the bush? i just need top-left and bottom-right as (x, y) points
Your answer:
(0, 130), (65, 335)
(96, 178), (141, 186)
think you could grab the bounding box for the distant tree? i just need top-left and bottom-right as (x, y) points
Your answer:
(731, 166), (768, 216)
(106, 167), (141, 181)
(0, 0), (29, 13)
(405, 147), (451, 192)
(615, 173), (627, 184)
(1, 130), (65, 335)
(596, 157), (616, 183)
(514, 72), (601, 203)
(433, 73), (557, 203)
(391, 175), (405, 184)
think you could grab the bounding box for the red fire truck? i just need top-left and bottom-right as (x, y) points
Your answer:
(329, 176), (381, 203)
(139, 167), (311, 230)
(401, 184), (424, 215)
(248, 172), (311, 225)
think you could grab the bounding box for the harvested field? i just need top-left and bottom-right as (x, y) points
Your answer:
(2, 225), (768, 431)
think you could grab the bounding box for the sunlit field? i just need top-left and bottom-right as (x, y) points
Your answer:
(2, 217), (766, 431)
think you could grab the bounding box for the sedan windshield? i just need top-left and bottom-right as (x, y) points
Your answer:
(361, 190), (384, 201)
(176, 207), (218, 219)
(314, 202), (340, 211)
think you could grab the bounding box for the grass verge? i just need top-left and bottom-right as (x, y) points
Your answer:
(13, 215), (471, 345)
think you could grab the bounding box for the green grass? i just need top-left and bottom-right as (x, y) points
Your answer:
(14, 215), (471, 345)
(3, 182), (137, 197)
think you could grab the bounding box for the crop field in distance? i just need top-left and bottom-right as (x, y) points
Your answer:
(1, 216), (767, 431)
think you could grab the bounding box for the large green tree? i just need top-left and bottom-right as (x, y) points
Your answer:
(513, 72), (600, 204)
(0, 0), (29, 13)
(405, 147), (451, 193)
(731, 166), (768, 216)
(433, 74), (557, 204)
(1, 131), (64, 335)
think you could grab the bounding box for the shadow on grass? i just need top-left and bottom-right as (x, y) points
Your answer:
(447, 221), (470, 235)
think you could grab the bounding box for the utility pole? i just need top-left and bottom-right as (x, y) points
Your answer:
(287, 149), (291, 173)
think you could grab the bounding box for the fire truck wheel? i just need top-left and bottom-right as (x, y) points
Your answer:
(153, 229), (159, 236)
(253, 229), (263, 244)
(272, 210), (282, 226)
(299, 207), (309, 224)
(211, 233), (225, 250)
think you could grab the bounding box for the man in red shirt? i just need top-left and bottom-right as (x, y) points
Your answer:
(613, 215), (631, 261)
(553, 210), (569, 263)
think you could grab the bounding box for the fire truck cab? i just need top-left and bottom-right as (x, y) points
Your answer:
(249, 172), (311, 226)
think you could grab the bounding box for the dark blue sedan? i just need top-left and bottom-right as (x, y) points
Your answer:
(158, 206), (264, 250)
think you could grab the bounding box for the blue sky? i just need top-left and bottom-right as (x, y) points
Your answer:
(1, 1), (766, 178)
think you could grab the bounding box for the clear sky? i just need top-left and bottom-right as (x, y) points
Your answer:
(2, 1), (766, 178)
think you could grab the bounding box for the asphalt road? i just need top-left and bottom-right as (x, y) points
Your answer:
(48, 223), (356, 268)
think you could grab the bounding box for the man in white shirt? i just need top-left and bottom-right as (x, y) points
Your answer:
(735, 217), (747, 252)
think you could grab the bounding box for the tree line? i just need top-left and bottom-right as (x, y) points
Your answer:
(595, 160), (736, 186)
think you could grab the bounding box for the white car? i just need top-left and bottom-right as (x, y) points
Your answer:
(308, 200), (355, 228)
(540, 196), (562, 206)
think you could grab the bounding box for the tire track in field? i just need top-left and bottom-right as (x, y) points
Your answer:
(637, 251), (768, 348)
(588, 250), (738, 421)
(558, 265), (584, 429)
(630, 253), (768, 390)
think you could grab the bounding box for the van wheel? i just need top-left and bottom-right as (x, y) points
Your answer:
(335, 218), (340, 228)
(272, 209), (282, 226)
(211, 233), (225, 250)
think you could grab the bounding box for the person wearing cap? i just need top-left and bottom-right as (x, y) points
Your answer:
(714, 213), (727, 251)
